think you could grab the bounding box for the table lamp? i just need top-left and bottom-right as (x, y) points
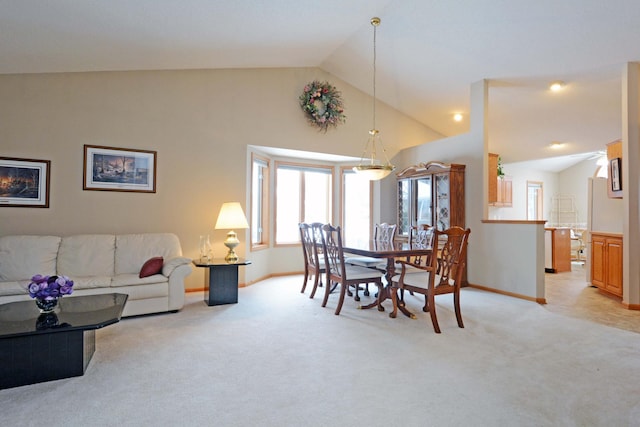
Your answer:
(215, 202), (249, 262)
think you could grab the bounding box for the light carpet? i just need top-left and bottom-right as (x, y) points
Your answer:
(1, 275), (639, 427)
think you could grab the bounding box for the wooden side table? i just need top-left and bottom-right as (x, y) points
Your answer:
(193, 259), (251, 306)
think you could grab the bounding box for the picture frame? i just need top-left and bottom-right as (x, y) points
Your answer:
(610, 157), (621, 192)
(0, 157), (50, 208)
(83, 145), (156, 193)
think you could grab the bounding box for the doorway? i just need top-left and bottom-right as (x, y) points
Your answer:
(526, 181), (543, 220)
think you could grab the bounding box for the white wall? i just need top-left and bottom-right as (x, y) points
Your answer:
(558, 158), (599, 226)
(488, 163), (559, 221)
(388, 80), (545, 301)
(0, 68), (441, 289)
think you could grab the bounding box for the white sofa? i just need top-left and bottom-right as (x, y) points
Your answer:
(0, 233), (192, 317)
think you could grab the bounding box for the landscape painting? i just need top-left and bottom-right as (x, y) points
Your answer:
(0, 157), (50, 208)
(83, 145), (156, 193)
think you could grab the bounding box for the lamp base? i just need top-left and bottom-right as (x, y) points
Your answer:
(223, 230), (240, 263)
(224, 250), (239, 263)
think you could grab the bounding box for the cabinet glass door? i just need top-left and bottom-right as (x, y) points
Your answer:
(416, 177), (432, 228)
(397, 179), (411, 236)
(435, 173), (450, 230)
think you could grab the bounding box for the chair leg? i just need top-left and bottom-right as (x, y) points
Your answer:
(454, 291), (464, 328)
(376, 282), (385, 312)
(353, 284), (360, 301)
(301, 268), (309, 293)
(335, 281), (347, 315)
(364, 283), (370, 296)
(309, 271), (321, 299)
(389, 286), (399, 318)
(426, 292), (441, 333)
(322, 278), (332, 307)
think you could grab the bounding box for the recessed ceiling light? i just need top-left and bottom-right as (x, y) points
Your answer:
(549, 81), (565, 92)
(549, 141), (564, 149)
(453, 113), (463, 122)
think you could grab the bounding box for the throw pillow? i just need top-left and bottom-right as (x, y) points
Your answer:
(139, 256), (164, 278)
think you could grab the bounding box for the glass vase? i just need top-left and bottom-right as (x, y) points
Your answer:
(35, 297), (58, 313)
(199, 235), (212, 263)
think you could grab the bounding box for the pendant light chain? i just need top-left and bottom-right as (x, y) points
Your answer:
(372, 19), (377, 131)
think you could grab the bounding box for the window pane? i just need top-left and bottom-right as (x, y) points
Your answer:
(251, 159), (268, 246)
(276, 168), (301, 244)
(304, 170), (331, 224)
(343, 172), (370, 243)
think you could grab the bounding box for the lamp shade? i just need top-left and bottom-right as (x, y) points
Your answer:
(215, 202), (249, 230)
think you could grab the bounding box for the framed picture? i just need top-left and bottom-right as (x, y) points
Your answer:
(0, 157), (50, 208)
(610, 157), (621, 192)
(83, 145), (156, 193)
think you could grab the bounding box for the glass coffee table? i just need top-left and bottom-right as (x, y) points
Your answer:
(0, 293), (128, 389)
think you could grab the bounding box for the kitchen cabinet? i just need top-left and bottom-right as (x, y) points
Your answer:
(590, 232), (622, 297)
(488, 153), (512, 207)
(544, 227), (571, 273)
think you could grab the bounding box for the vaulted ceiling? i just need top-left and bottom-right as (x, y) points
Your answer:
(3, 0), (639, 170)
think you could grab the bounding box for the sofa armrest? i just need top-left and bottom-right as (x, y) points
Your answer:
(162, 257), (192, 277)
(166, 263), (192, 312)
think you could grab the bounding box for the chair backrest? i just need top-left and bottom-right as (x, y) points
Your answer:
(321, 223), (346, 281)
(411, 225), (435, 266)
(413, 225), (434, 246)
(299, 222), (313, 266)
(434, 226), (470, 289)
(374, 223), (397, 242)
(310, 222), (325, 264)
(300, 223), (322, 272)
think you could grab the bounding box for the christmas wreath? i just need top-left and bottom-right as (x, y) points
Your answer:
(299, 80), (346, 132)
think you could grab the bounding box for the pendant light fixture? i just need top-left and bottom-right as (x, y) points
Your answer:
(353, 17), (395, 181)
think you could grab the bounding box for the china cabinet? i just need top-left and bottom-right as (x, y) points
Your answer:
(397, 161), (465, 237)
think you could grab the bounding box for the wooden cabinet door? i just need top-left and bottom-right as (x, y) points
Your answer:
(605, 238), (623, 296)
(502, 178), (513, 206)
(488, 153), (498, 203)
(591, 235), (606, 288)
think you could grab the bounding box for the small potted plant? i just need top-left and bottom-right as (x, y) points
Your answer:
(497, 156), (505, 179)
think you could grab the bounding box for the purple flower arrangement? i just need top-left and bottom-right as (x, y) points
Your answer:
(28, 274), (74, 300)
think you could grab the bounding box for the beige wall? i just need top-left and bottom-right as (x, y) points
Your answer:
(0, 68), (440, 290)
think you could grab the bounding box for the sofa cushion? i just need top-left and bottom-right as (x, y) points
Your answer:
(111, 273), (169, 288)
(115, 234), (183, 275)
(0, 235), (61, 281)
(139, 257), (163, 278)
(0, 280), (29, 297)
(111, 281), (168, 300)
(57, 234), (115, 278)
(70, 275), (112, 290)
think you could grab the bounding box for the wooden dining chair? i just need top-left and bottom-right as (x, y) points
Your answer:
(390, 226), (470, 333)
(398, 225), (435, 300)
(320, 223), (385, 315)
(299, 222), (325, 298)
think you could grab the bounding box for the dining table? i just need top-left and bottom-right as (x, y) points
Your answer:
(342, 238), (432, 313)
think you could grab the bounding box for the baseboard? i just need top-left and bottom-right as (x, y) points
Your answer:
(467, 283), (546, 304)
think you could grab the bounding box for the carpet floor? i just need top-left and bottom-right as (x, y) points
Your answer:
(2, 275), (639, 427)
